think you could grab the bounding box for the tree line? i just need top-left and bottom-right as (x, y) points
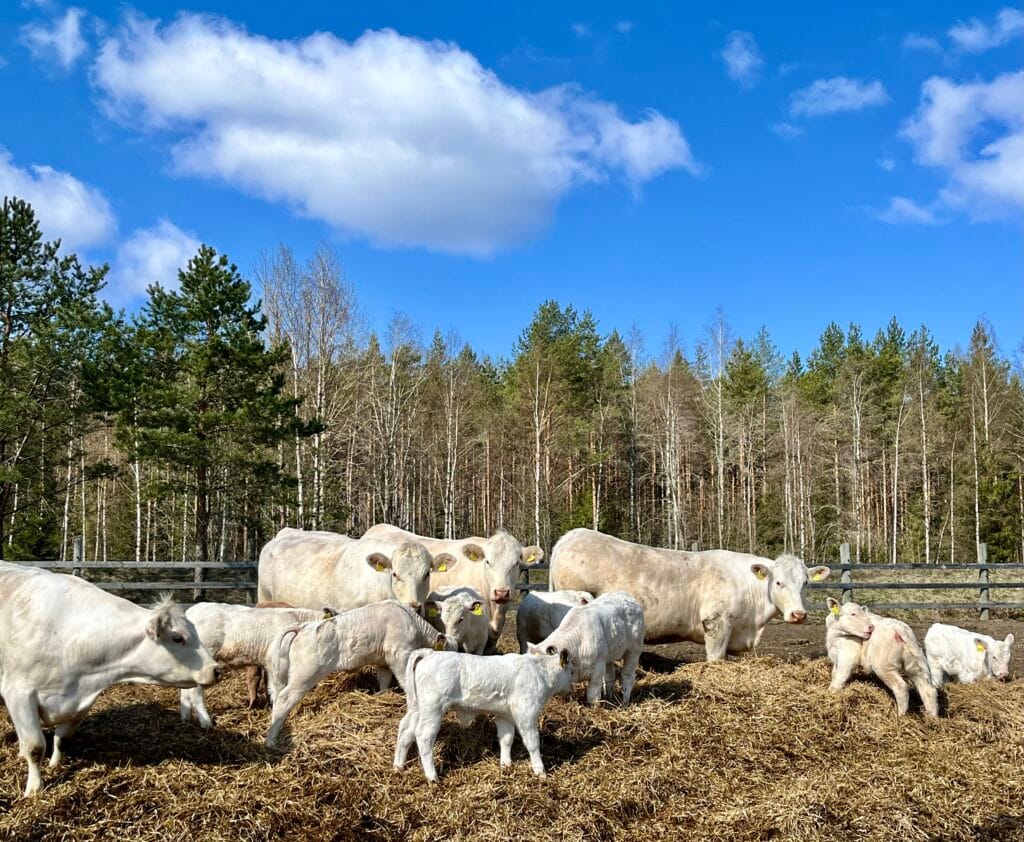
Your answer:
(2, 196), (1022, 567)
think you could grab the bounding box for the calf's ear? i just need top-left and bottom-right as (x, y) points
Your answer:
(1006, 634), (1015, 646)
(521, 546), (545, 566)
(366, 553), (391, 573)
(974, 638), (987, 654)
(321, 606), (337, 619)
(545, 645), (559, 656)
(433, 635), (447, 651)
(433, 553), (458, 573)
(462, 544), (485, 562)
(425, 601), (441, 618)
(750, 563), (770, 581)
(470, 601), (484, 616)
(559, 649), (570, 668)
(826, 597), (840, 616)
(808, 566), (831, 582)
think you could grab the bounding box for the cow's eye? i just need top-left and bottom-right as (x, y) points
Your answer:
(484, 559), (491, 566)
(776, 581), (785, 588)
(171, 633), (186, 645)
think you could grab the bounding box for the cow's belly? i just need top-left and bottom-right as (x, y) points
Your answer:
(37, 687), (103, 727)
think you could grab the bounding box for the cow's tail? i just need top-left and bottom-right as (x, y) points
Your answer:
(268, 625), (303, 699)
(404, 650), (429, 713)
(894, 627), (940, 717)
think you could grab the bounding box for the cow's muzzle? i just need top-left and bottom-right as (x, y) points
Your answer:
(492, 590), (512, 605)
(787, 611), (807, 624)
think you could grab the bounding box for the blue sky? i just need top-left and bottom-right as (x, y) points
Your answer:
(2, 1), (1022, 362)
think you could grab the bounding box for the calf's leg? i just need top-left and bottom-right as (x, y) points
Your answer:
(414, 709), (445, 783)
(376, 666), (394, 693)
(393, 709), (418, 769)
(829, 658), (856, 691)
(586, 662), (606, 706)
(878, 669), (910, 715)
(620, 648), (641, 704)
(915, 676), (940, 718)
(245, 666), (262, 708)
(514, 710), (546, 778)
(495, 716), (516, 767)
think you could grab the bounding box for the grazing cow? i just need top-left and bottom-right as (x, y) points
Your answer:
(393, 646), (574, 782)
(265, 601), (456, 748)
(549, 528), (830, 660)
(0, 562), (219, 797)
(825, 597), (938, 717)
(363, 524), (544, 643)
(258, 527), (456, 616)
(534, 591), (645, 705)
(516, 590), (594, 654)
(924, 623), (1014, 685)
(179, 602), (334, 727)
(424, 586), (490, 655)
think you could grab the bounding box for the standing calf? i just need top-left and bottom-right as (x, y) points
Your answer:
(825, 597), (938, 717)
(265, 601), (455, 748)
(924, 623), (1014, 685)
(533, 591), (644, 705)
(425, 587), (490, 655)
(393, 647), (574, 782)
(516, 590), (594, 654)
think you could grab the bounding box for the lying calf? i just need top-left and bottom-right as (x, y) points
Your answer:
(925, 623), (1014, 685)
(825, 597), (938, 717)
(425, 587), (490, 655)
(180, 602), (332, 728)
(265, 600), (455, 748)
(516, 590), (594, 654)
(393, 646), (574, 782)
(534, 591), (644, 705)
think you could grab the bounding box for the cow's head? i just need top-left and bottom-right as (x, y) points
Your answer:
(367, 542), (456, 612)
(825, 597), (874, 639)
(980, 634), (1014, 681)
(751, 554), (830, 624)
(461, 531), (544, 607)
(142, 598), (219, 688)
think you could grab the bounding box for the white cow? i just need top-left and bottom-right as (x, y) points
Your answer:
(258, 527), (456, 614)
(534, 591), (645, 705)
(393, 646), (574, 782)
(179, 602), (333, 728)
(924, 623), (1014, 685)
(363, 524), (544, 643)
(0, 562), (219, 796)
(825, 597), (938, 717)
(549, 528), (830, 660)
(425, 586), (490, 655)
(516, 590), (594, 654)
(265, 600), (456, 748)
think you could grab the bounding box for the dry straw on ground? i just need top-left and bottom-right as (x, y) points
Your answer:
(1, 630), (1023, 842)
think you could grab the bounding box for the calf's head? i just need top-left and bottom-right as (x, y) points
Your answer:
(751, 554), (830, 624)
(367, 542), (457, 612)
(462, 530), (544, 607)
(528, 643), (575, 693)
(142, 598), (219, 688)
(436, 597), (485, 649)
(979, 634), (1014, 681)
(825, 597), (874, 639)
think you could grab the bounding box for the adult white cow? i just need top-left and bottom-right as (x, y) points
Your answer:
(549, 528), (830, 660)
(258, 527), (456, 615)
(0, 562), (219, 797)
(363, 524), (544, 643)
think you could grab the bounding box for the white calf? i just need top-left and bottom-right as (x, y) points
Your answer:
(925, 623), (1014, 685)
(425, 586), (490, 655)
(825, 597), (938, 717)
(533, 591), (645, 705)
(516, 590), (594, 654)
(265, 601), (456, 747)
(393, 647), (574, 782)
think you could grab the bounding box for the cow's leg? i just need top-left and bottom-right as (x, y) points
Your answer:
(179, 689), (193, 722)
(414, 709), (444, 783)
(514, 711), (546, 778)
(878, 670), (910, 715)
(926, 656), (945, 688)
(620, 649), (641, 704)
(915, 676), (940, 718)
(190, 686), (214, 729)
(495, 716), (516, 767)
(603, 663), (617, 701)
(245, 666), (262, 708)
(586, 662), (606, 706)
(6, 693), (45, 797)
(376, 666), (394, 693)
(701, 615), (731, 661)
(393, 709), (418, 769)
(829, 658), (856, 691)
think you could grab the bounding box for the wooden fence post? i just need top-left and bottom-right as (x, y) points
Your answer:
(840, 542), (852, 604)
(978, 542), (989, 621)
(72, 535), (83, 577)
(691, 542), (699, 552)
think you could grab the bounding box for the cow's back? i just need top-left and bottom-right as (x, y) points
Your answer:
(257, 528), (357, 609)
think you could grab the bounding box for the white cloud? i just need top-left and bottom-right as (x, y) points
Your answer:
(571, 23), (590, 38)
(877, 156), (896, 172)
(901, 71), (1024, 216)
(770, 122), (804, 140)
(107, 220), (200, 303)
(948, 7), (1024, 53)
(20, 7), (87, 70)
(0, 147), (115, 248)
(615, 21), (634, 35)
(902, 33), (941, 52)
(93, 15), (696, 256)
(876, 196), (939, 225)
(720, 31), (763, 88)
(789, 77), (889, 118)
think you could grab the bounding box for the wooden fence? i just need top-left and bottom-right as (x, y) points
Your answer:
(12, 540), (1023, 619)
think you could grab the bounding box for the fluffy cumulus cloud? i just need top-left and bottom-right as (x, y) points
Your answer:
(92, 15), (696, 256)
(0, 148), (115, 248)
(900, 71), (1024, 217)
(789, 77), (889, 118)
(107, 219), (200, 303)
(948, 7), (1024, 53)
(20, 7), (87, 70)
(720, 31), (763, 88)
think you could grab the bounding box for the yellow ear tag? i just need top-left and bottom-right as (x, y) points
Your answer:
(426, 605), (440, 618)
(811, 571), (824, 581)
(433, 638), (446, 651)
(471, 605), (483, 616)
(754, 568), (768, 580)
(322, 609), (333, 620)
(438, 562), (447, 572)
(976, 642), (986, 653)
(830, 605), (840, 617)
(525, 552), (537, 563)
(375, 562), (387, 573)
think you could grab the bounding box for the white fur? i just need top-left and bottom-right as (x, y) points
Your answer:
(425, 586), (490, 655)
(516, 590), (594, 654)
(925, 623), (1014, 685)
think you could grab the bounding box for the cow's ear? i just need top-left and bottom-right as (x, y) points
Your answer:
(579, 597), (589, 605)
(433, 635), (447, 651)
(751, 563), (770, 581)
(425, 601), (441, 619)
(826, 597), (840, 616)
(974, 638), (987, 654)
(559, 649), (570, 668)
(366, 553), (391, 573)
(433, 553), (458, 573)
(1006, 634), (1015, 646)
(521, 546), (545, 566)
(147, 609), (168, 642)
(470, 601), (484, 616)
(321, 606), (337, 619)
(461, 544), (485, 562)
(545, 645), (558, 657)
(808, 566), (831, 582)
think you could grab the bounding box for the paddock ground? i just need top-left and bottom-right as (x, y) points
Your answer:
(2, 617), (1023, 841)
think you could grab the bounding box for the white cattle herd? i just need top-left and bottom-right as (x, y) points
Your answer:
(0, 525), (1017, 796)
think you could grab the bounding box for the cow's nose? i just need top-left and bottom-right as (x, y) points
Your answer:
(867, 625), (875, 634)
(789, 611), (807, 624)
(492, 589), (512, 604)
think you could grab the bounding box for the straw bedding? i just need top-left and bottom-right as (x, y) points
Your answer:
(1, 624), (1023, 842)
